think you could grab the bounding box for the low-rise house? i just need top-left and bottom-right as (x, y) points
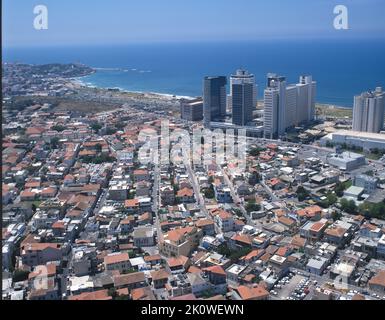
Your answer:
(368, 270), (385, 294)
(300, 218), (329, 242)
(113, 272), (147, 290)
(167, 256), (190, 273)
(160, 226), (201, 257)
(214, 185), (232, 203)
(133, 226), (155, 248)
(295, 205), (322, 222)
(324, 220), (356, 248)
(131, 286), (156, 300)
(104, 252), (130, 273)
(176, 187), (195, 203)
(21, 243), (62, 267)
(160, 185), (175, 206)
(226, 264), (246, 286)
(144, 254), (163, 267)
(232, 285), (269, 301)
(68, 289), (112, 300)
(150, 269), (170, 289)
(195, 218), (215, 236)
(306, 256), (329, 275)
(133, 169), (150, 182)
(118, 216), (135, 234)
(202, 265), (227, 294)
(214, 210), (234, 233)
(187, 272), (210, 297)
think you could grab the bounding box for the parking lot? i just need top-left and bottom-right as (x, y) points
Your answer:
(270, 273), (318, 300)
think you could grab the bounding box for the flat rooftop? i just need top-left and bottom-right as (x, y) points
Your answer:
(329, 130), (385, 141)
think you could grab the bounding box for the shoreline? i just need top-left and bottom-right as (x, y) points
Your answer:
(71, 76), (352, 110)
(72, 75), (196, 101)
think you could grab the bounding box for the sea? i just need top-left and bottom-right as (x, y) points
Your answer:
(3, 39), (385, 107)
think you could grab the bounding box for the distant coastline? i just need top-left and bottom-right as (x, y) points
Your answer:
(72, 71), (351, 112)
(5, 41), (383, 107)
(72, 75), (196, 101)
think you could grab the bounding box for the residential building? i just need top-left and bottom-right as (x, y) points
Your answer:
(104, 252), (130, 273)
(180, 98), (203, 121)
(21, 243), (63, 267)
(352, 87), (385, 133)
(133, 227), (155, 248)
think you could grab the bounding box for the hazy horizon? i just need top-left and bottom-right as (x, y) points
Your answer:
(3, 0), (385, 47)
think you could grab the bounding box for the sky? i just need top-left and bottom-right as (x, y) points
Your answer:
(2, 0), (385, 47)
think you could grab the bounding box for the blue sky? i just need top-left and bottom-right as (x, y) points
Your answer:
(3, 0), (385, 47)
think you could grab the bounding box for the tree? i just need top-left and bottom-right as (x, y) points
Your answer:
(95, 143), (102, 153)
(331, 210), (342, 221)
(51, 124), (66, 132)
(245, 201), (261, 213)
(340, 198), (357, 214)
(296, 186), (310, 201)
(50, 137), (60, 149)
(249, 147), (264, 157)
(105, 127), (117, 135)
(319, 192), (338, 208)
(334, 181), (351, 197)
(217, 243), (231, 256)
(115, 122), (126, 130)
(108, 288), (118, 299)
(204, 187), (215, 199)
(359, 202), (385, 219)
(229, 247), (252, 263)
(90, 122), (102, 133)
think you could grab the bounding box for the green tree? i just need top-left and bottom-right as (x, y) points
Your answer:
(204, 188), (215, 199)
(249, 147), (264, 157)
(334, 181), (352, 197)
(50, 137), (60, 149)
(90, 122), (102, 133)
(331, 210), (342, 221)
(340, 198), (357, 214)
(51, 124), (66, 132)
(359, 202), (385, 219)
(296, 186), (310, 201)
(245, 201), (261, 213)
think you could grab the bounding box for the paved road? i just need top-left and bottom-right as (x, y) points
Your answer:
(260, 178), (279, 202)
(152, 164), (163, 243)
(221, 169), (256, 227)
(182, 150), (209, 218)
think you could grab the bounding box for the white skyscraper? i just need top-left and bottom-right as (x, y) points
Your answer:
(264, 74), (285, 138)
(352, 87), (385, 133)
(285, 85), (298, 128)
(296, 75), (316, 124)
(263, 87), (279, 139)
(264, 74), (316, 138)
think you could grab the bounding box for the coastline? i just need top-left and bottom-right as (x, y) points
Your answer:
(71, 74), (352, 112)
(72, 74), (196, 101)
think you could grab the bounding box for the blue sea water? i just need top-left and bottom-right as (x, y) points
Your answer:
(3, 39), (385, 107)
